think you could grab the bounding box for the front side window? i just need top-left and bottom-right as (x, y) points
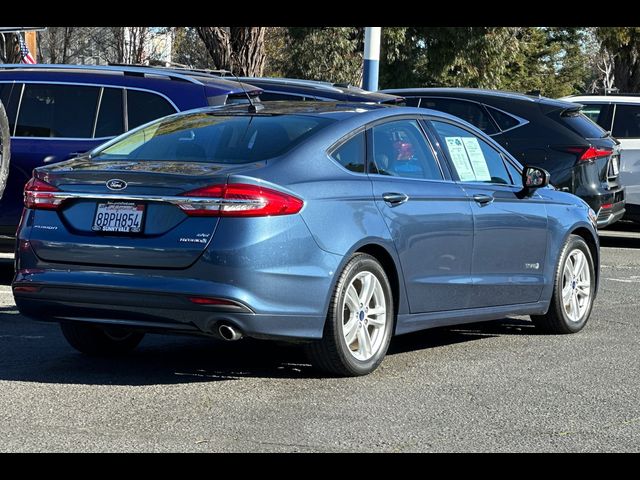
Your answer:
(331, 132), (365, 173)
(126, 89), (176, 130)
(92, 112), (336, 163)
(612, 104), (640, 139)
(431, 120), (512, 185)
(15, 84), (99, 138)
(370, 119), (443, 180)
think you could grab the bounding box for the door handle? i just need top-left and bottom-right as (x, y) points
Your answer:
(382, 192), (409, 206)
(473, 194), (494, 206)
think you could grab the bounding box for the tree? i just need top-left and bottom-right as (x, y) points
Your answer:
(172, 27), (216, 69)
(38, 27), (76, 63)
(0, 33), (21, 63)
(378, 27), (591, 97)
(501, 27), (591, 97)
(273, 28), (364, 85)
(596, 27), (640, 93)
(195, 27), (266, 76)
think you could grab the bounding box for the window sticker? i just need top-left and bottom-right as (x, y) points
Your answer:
(444, 137), (475, 181)
(461, 137), (491, 181)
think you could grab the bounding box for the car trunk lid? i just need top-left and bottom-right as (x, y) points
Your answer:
(27, 157), (264, 269)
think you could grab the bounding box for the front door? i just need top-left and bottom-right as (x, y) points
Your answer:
(429, 119), (548, 308)
(368, 118), (474, 313)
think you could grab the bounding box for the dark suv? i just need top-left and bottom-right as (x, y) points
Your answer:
(381, 88), (625, 227)
(0, 64), (261, 251)
(235, 77), (403, 104)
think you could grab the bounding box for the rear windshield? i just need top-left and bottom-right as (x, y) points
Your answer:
(559, 109), (608, 139)
(92, 112), (335, 163)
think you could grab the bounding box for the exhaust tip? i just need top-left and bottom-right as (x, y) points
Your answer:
(218, 323), (243, 341)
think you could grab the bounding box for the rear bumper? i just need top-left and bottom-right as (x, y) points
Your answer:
(580, 187), (625, 228)
(597, 204), (626, 228)
(13, 284), (326, 341)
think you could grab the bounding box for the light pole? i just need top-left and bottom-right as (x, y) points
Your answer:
(363, 27), (381, 92)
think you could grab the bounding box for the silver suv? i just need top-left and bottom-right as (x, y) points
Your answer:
(564, 95), (640, 223)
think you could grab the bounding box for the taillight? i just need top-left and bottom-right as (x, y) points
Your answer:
(179, 183), (304, 217)
(24, 178), (62, 210)
(562, 146), (613, 162)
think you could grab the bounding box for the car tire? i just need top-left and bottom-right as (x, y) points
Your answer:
(0, 99), (10, 200)
(306, 253), (394, 376)
(60, 322), (145, 356)
(531, 235), (595, 334)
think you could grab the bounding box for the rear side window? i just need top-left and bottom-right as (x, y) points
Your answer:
(15, 84), (99, 138)
(612, 104), (640, 139)
(93, 113), (336, 163)
(331, 132), (365, 173)
(558, 110), (607, 139)
(126, 89), (176, 130)
(431, 120), (512, 184)
(419, 98), (498, 135)
(486, 106), (520, 131)
(0, 82), (21, 133)
(95, 87), (124, 138)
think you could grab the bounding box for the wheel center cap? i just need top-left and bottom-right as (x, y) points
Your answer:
(572, 280), (577, 289)
(359, 311), (365, 322)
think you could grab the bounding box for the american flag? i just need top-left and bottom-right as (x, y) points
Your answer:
(18, 34), (36, 64)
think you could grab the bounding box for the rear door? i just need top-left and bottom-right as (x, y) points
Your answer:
(368, 117), (474, 313)
(428, 119), (548, 308)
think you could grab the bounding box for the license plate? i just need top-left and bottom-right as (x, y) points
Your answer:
(92, 202), (145, 233)
(610, 156), (620, 176)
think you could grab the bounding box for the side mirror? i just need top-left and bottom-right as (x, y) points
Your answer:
(522, 165), (549, 191)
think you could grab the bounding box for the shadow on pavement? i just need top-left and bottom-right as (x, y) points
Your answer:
(0, 304), (538, 386)
(0, 260), (13, 285)
(599, 235), (640, 249)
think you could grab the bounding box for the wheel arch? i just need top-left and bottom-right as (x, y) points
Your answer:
(321, 239), (409, 332)
(569, 225), (600, 296)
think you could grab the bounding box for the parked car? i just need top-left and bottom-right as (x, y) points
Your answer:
(0, 98), (8, 199)
(0, 64), (262, 252)
(229, 76), (404, 104)
(380, 87), (625, 228)
(13, 102), (600, 376)
(562, 94), (640, 223)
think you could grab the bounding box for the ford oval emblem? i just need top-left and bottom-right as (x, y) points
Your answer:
(106, 179), (127, 191)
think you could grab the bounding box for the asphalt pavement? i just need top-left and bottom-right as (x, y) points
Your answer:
(0, 226), (638, 452)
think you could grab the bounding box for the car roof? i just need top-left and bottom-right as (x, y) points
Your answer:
(381, 87), (576, 109)
(0, 63), (261, 94)
(206, 75), (402, 104)
(184, 100), (396, 119)
(165, 101), (486, 136)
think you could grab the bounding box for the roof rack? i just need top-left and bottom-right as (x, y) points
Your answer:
(0, 63), (205, 85)
(107, 62), (233, 77)
(570, 92), (640, 97)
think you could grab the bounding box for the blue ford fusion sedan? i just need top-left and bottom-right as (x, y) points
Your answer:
(13, 102), (600, 376)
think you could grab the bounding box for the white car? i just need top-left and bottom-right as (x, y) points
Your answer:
(563, 95), (640, 222)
